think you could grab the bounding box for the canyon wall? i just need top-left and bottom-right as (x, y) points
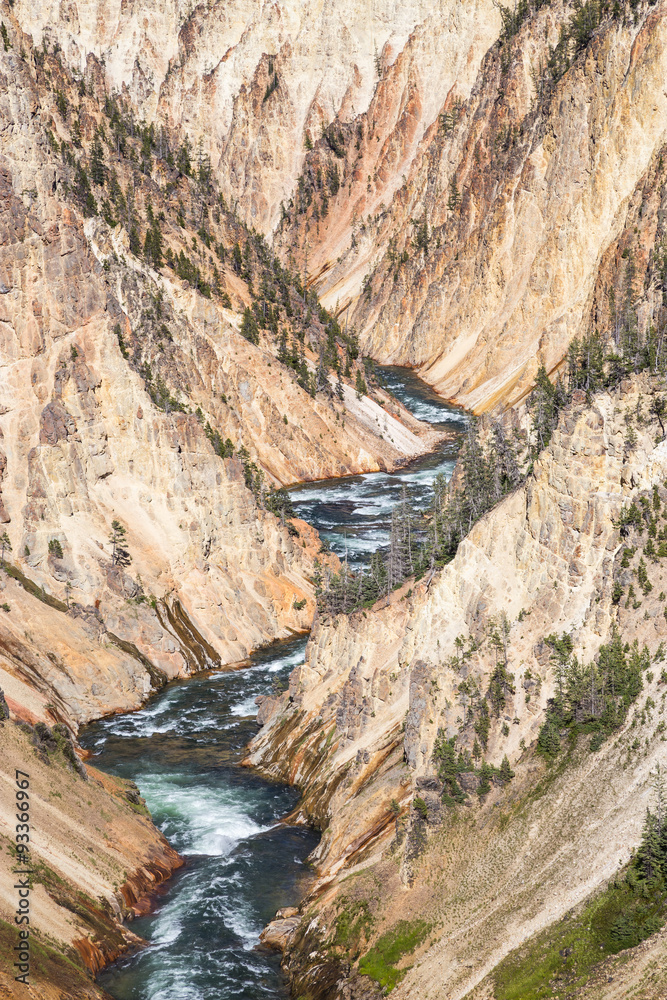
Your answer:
(249, 376), (667, 998)
(10, 0), (500, 234)
(0, 715), (183, 1000)
(309, 2), (667, 411)
(0, 22), (440, 731)
(3, 1), (667, 997)
(13, 0), (667, 415)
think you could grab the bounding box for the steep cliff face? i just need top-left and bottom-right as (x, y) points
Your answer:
(0, 106), (315, 715)
(316, 2), (667, 411)
(13, 0), (667, 417)
(0, 21), (442, 992)
(0, 23), (446, 733)
(0, 715), (182, 1000)
(0, 30), (338, 988)
(5, 2), (667, 998)
(249, 376), (667, 998)
(10, 0), (500, 234)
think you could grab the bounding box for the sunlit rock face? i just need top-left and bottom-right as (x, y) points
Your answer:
(13, 1), (667, 416)
(12, 0), (501, 234)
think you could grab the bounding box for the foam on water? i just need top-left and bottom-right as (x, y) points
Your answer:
(263, 647), (304, 674)
(82, 634), (315, 1000)
(378, 365), (468, 429)
(136, 772), (270, 855)
(230, 694), (261, 717)
(289, 372), (464, 570)
(403, 398), (467, 424)
(291, 456), (458, 566)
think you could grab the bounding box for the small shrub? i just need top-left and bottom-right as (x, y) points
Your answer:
(589, 731), (605, 752)
(48, 539), (63, 559)
(413, 796), (428, 820)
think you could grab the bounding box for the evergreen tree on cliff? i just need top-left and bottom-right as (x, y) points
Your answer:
(0, 530), (10, 565)
(109, 520), (132, 568)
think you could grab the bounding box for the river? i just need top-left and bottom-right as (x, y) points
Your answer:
(79, 367), (463, 1000)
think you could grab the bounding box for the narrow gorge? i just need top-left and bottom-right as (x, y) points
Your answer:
(1, 0), (667, 999)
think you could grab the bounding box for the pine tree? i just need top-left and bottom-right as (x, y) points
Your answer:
(144, 222), (163, 268)
(176, 136), (192, 176)
(0, 531), (10, 564)
(528, 365), (563, 455)
(447, 178), (461, 211)
(109, 520), (131, 568)
(143, 227), (154, 263)
(433, 732), (466, 802)
(492, 421), (521, 493)
(56, 89), (68, 119)
(636, 807), (663, 883)
(316, 340), (330, 394)
(129, 224), (141, 256)
(369, 550), (388, 600)
(240, 307), (259, 345)
(537, 717), (561, 757)
(90, 137), (106, 186)
(233, 242), (243, 274)
(499, 754), (515, 783)
(567, 332), (606, 394)
(474, 700), (491, 751)
(477, 761), (493, 796)
(197, 138), (212, 187)
(461, 418), (491, 529)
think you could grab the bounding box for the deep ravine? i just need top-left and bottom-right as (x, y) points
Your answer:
(79, 369), (464, 1000)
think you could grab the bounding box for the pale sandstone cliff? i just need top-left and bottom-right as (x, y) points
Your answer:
(13, 0), (667, 419)
(9, 0), (501, 234)
(0, 25), (442, 731)
(3, 1), (667, 997)
(0, 715), (183, 1000)
(264, 0), (667, 415)
(319, 2), (667, 412)
(248, 377), (667, 998)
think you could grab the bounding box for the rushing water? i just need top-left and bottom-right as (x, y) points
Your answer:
(80, 368), (463, 1000)
(81, 638), (314, 1000)
(289, 367), (465, 566)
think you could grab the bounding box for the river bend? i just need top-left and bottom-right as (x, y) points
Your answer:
(80, 368), (462, 1000)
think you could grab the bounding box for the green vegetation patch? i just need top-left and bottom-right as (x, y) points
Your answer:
(536, 626), (650, 761)
(0, 916), (87, 983)
(358, 919), (431, 991)
(1, 561), (67, 612)
(493, 881), (667, 1000)
(496, 767), (667, 998)
(332, 897), (374, 956)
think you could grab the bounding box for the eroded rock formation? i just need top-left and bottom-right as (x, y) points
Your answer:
(3, 0), (667, 997)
